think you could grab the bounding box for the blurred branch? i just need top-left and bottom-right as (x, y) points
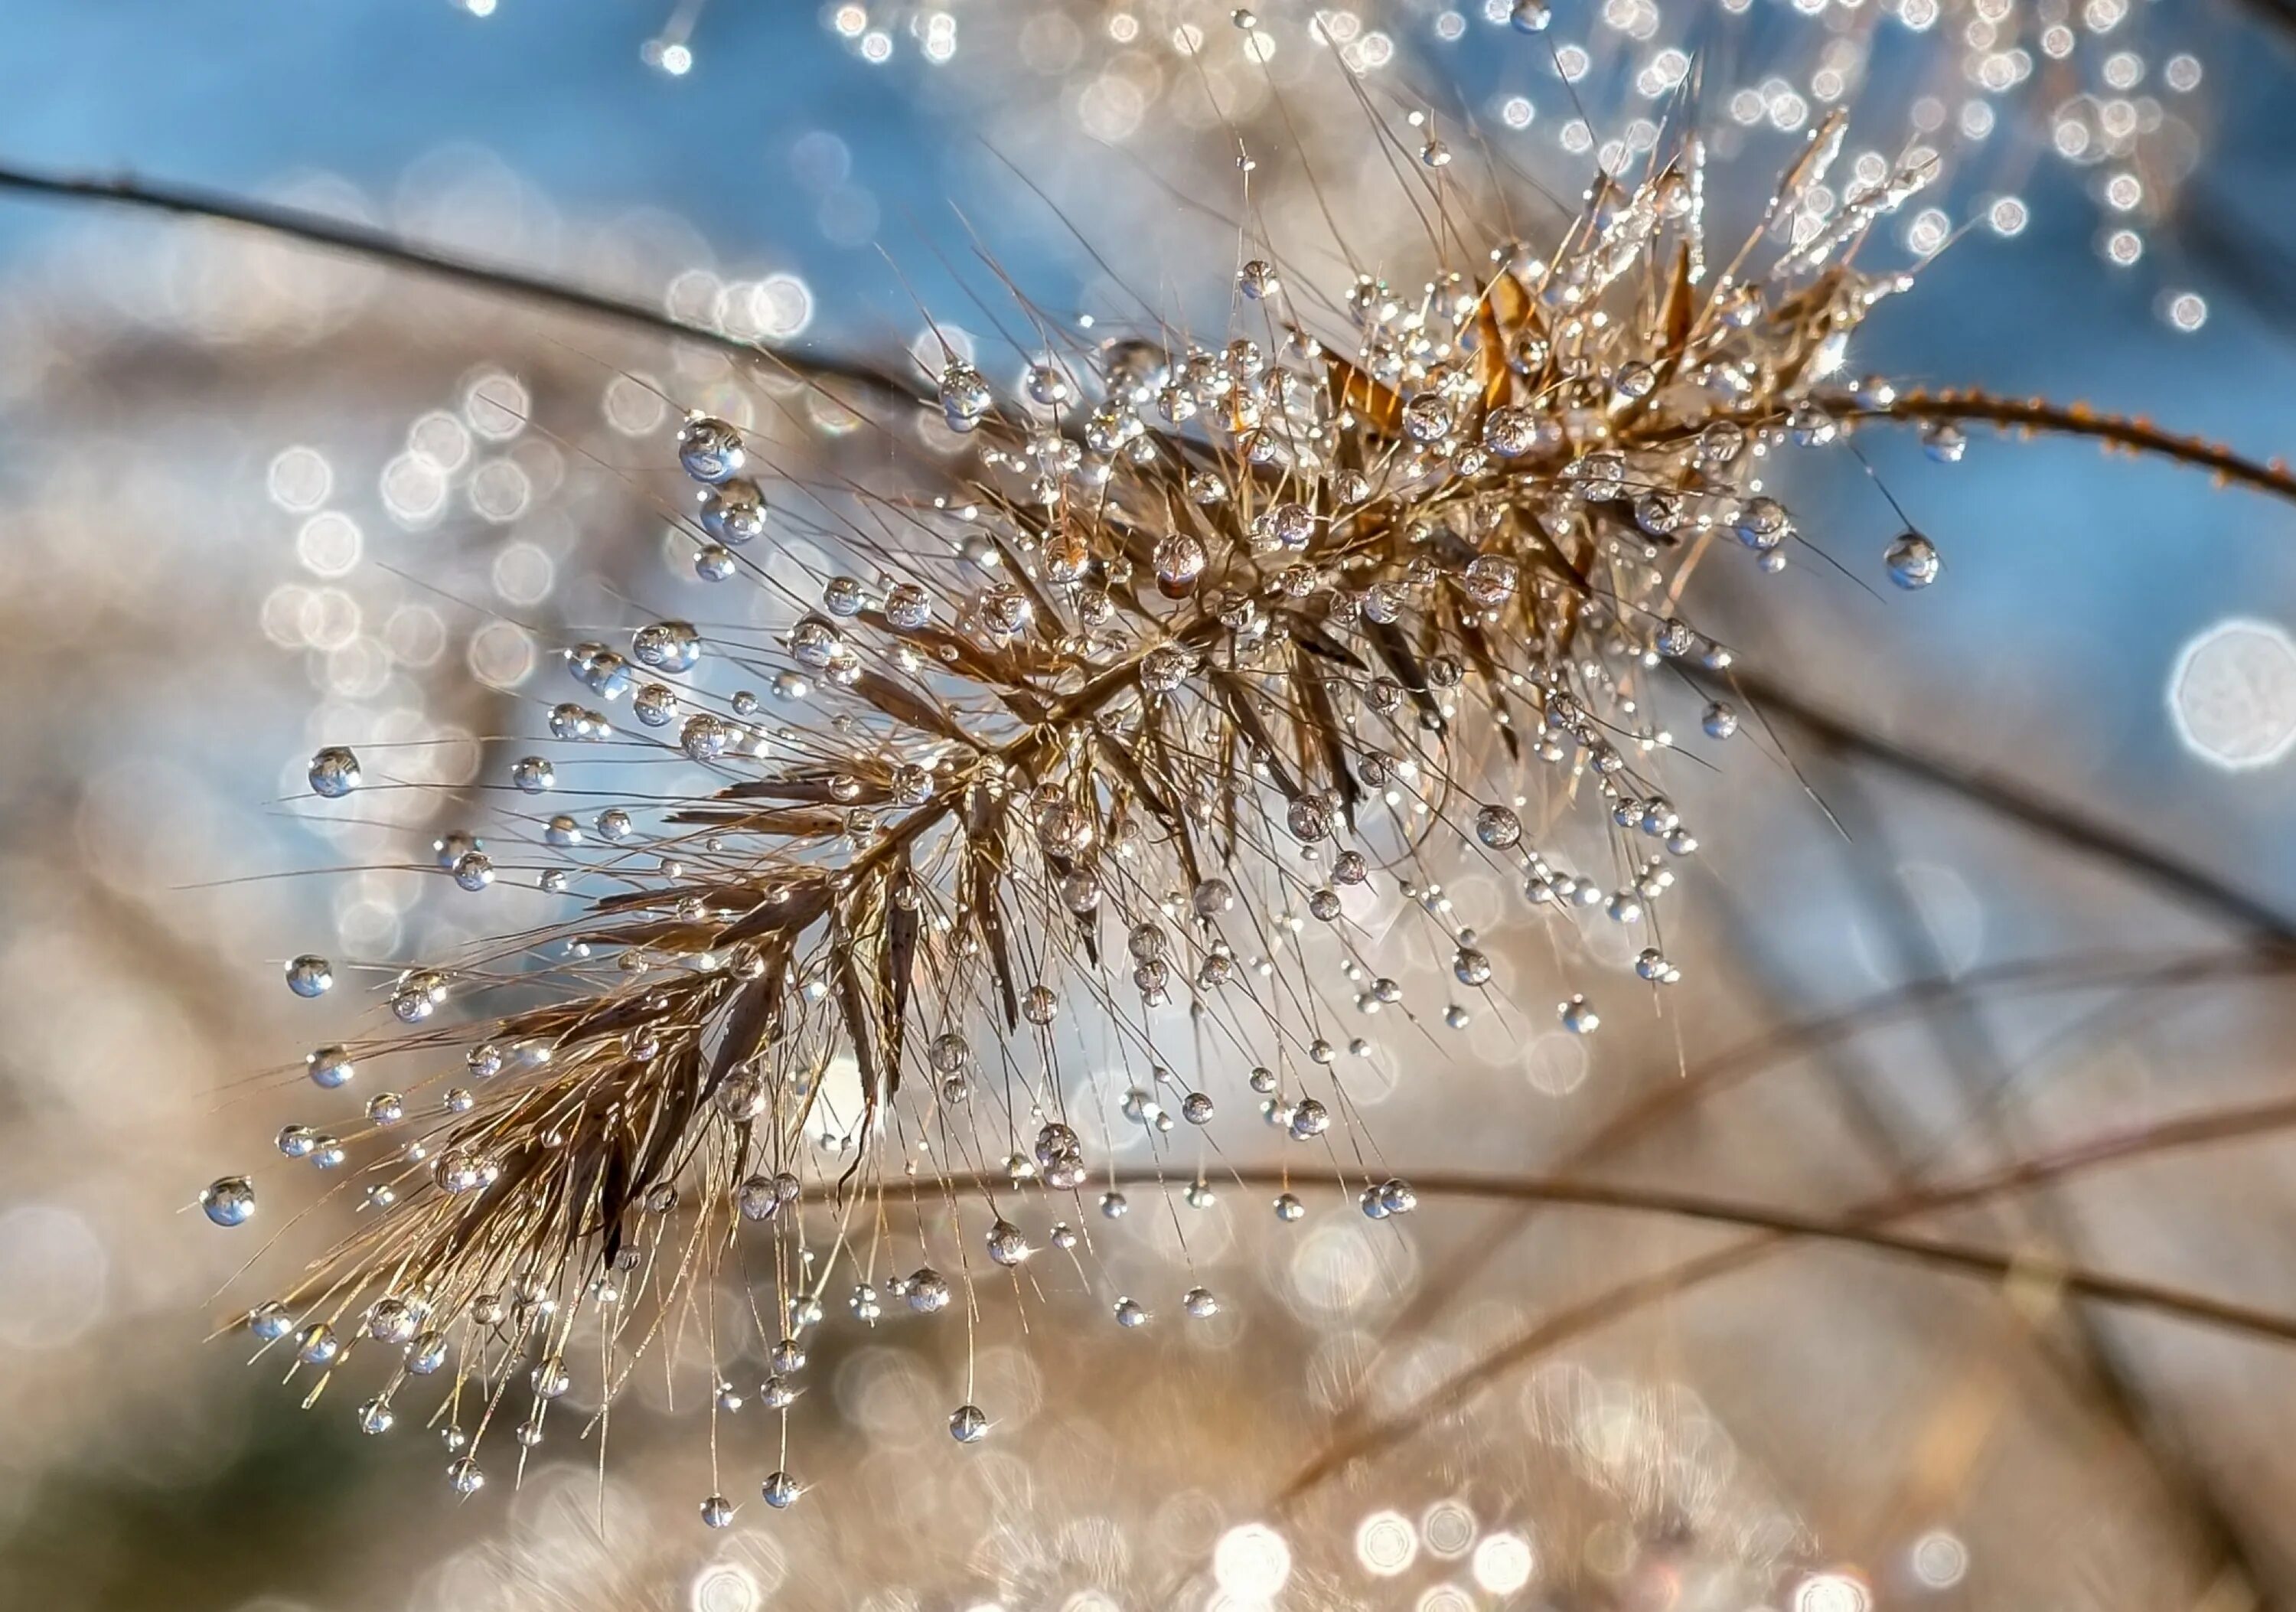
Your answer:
(1300, 951), (2294, 1486)
(1811, 772), (2278, 1605)
(8, 164), (2288, 517)
(1234, 1075), (2296, 1509)
(1720, 665), (2296, 947)
(0, 158), (918, 405)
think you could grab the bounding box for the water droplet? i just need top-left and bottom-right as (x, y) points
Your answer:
(284, 955), (334, 999)
(201, 1176), (256, 1226)
(1884, 530), (1941, 589)
(308, 746), (360, 798)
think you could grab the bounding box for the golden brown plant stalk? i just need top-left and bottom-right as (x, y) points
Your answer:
(188, 105), (2296, 1529)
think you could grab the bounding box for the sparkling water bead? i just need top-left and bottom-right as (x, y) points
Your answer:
(938, 361), (992, 432)
(305, 1044), (354, 1089)
(1701, 701), (1740, 740)
(296, 1322), (339, 1365)
(285, 954), (333, 999)
(1923, 422), (1967, 463)
(246, 1301), (294, 1341)
(1474, 804), (1523, 849)
(949, 1404), (989, 1444)
(1560, 994), (1600, 1034)
(1275, 1192), (1306, 1222)
(761, 1471), (801, 1509)
(1885, 530), (1942, 589)
(1402, 392), (1455, 442)
(1511, 0), (1551, 29)
(452, 851), (494, 892)
(447, 1457), (484, 1496)
(201, 1175), (256, 1227)
(632, 618), (703, 674)
(1183, 1286), (1218, 1319)
(697, 478), (765, 544)
(906, 1267), (951, 1313)
(308, 746), (360, 798)
(701, 1495), (736, 1529)
(358, 1398), (394, 1435)
(986, 1219), (1030, 1266)
(884, 581), (931, 630)
(1113, 1297), (1150, 1328)
(510, 755), (554, 793)
(677, 416), (745, 483)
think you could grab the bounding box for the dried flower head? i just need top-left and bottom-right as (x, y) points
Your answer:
(186, 53), (2296, 1537)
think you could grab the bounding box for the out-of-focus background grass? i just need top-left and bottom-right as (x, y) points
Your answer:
(4, 4), (2296, 1610)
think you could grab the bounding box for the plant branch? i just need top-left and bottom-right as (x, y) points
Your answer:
(1717, 665), (2296, 947)
(0, 158), (917, 404)
(1865, 389), (2296, 510)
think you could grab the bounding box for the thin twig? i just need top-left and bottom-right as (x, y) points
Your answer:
(1866, 389), (2296, 510)
(1717, 664), (2296, 947)
(922, 1161), (2296, 1353)
(0, 158), (917, 405)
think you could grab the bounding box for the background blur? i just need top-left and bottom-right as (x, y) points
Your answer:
(3, 2), (2296, 1609)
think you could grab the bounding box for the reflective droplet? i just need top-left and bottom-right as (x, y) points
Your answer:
(285, 955), (334, 999)
(201, 1176), (256, 1226)
(1884, 530), (1941, 589)
(678, 416), (745, 483)
(308, 746), (360, 798)
(305, 1045), (354, 1089)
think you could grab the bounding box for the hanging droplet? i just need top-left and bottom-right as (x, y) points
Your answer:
(1884, 530), (1941, 589)
(632, 619), (704, 674)
(284, 955), (334, 999)
(305, 1045), (354, 1089)
(700, 1495), (736, 1529)
(678, 416), (745, 483)
(938, 361), (992, 432)
(201, 1176), (256, 1227)
(986, 1219), (1030, 1266)
(697, 478), (765, 544)
(307, 746), (360, 798)
(949, 1404), (989, 1443)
